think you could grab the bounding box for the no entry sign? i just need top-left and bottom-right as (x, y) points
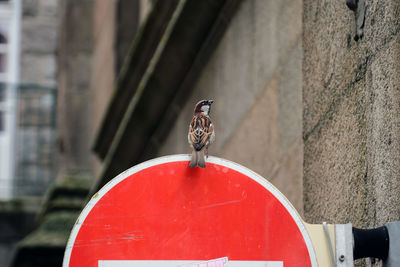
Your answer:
(63, 155), (317, 267)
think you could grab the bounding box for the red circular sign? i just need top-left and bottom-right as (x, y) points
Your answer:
(63, 155), (317, 267)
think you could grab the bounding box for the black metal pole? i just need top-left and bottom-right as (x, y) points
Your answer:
(353, 226), (389, 260)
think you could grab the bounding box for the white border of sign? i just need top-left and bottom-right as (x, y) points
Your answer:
(63, 155), (318, 267)
(98, 260), (282, 267)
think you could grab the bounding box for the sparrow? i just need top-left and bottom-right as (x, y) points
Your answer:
(188, 100), (215, 168)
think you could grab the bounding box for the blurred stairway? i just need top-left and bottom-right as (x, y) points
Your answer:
(10, 174), (91, 267)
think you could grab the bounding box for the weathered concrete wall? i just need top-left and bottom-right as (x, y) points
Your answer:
(57, 0), (94, 175)
(303, 0), (400, 234)
(91, 0), (117, 139)
(20, 0), (58, 87)
(90, 0), (142, 143)
(90, 0), (142, 177)
(90, 0), (117, 177)
(158, 0), (304, 213)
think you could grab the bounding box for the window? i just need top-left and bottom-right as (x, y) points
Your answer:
(0, 53), (6, 72)
(0, 83), (4, 101)
(0, 110), (4, 131)
(0, 25), (8, 74)
(0, 32), (6, 44)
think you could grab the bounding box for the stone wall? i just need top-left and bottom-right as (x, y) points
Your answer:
(303, 0), (400, 227)
(303, 2), (400, 264)
(90, 0), (117, 177)
(90, 0), (144, 143)
(20, 0), (58, 87)
(158, 0), (304, 214)
(90, 0), (142, 177)
(57, 0), (93, 175)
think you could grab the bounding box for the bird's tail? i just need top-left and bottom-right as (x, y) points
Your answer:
(189, 150), (206, 168)
(197, 150), (206, 168)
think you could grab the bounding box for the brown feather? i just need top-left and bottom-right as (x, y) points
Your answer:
(188, 100), (214, 168)
(188, 114), (212, 151)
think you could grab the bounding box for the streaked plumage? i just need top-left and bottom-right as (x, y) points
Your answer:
(188, 100), (215, 168)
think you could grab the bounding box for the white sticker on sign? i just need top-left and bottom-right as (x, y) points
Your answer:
(98, 260), (283, 267)
(178, 256), (228, 267)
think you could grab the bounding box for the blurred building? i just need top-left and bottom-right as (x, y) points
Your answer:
(0, 0), (57, 199)
(8, 0), (400, 266)
(14, 0), (58, 197)
(0, 0), (21, 199)
(0, 0), (58, 266)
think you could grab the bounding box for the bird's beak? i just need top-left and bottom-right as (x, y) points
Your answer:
(208, 100), (214, 105)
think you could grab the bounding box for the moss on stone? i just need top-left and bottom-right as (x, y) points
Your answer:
(11, 175), (91, 267)
(19, 211), (79, 248)
(47, 174), (91, 200)
(54, 174), (91, 192)
(48, 197), (86, 211)
(38, 174), (91, 220)
(0, 197), (41, 213)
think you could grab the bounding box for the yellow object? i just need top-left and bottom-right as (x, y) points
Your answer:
(304, 223), (336, 267)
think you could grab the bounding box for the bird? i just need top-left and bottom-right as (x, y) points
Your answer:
(188, 100), (215, 168)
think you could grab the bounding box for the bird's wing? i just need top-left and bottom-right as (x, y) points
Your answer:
(189, 114), (212, 151)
